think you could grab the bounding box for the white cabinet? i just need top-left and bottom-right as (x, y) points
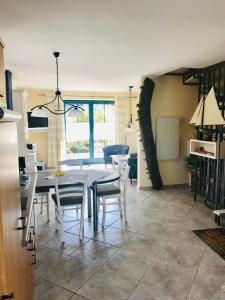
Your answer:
(13, 90), (29, 156)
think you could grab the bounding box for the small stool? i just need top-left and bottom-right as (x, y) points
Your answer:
(213, 209), (225, 225)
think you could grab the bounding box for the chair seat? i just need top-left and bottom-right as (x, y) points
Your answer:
(52, 193), (83, 207)
(97, 184), (121, 197)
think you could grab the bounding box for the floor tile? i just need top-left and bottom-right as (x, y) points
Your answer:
(179, 218), (218, 230)
(169, 194), (194, 207)
(107, 248), (152, 280)
(34, 247), (65, 277)
(70, 294), (89, 300)
(95, 226), (135, 247)
(110, 217), (145, 233)
(42, 256), (101, 292)
(142, 259), (197, 297)
(66, 220), (104, 239)
(188, 267), (225, 300)
(187, 207), (213, 221)
(169, 229), (206, 250)
(36, 226), (59, 247)
(127, 207), (157, 220)
(34, 277), (73, 300)
(123, 234), (166, 262)
(129, 282), (186, 300)
(137, 222), (177, 241)
(77, 263), (139, 300)
(70, 239), (119, 264)
(158, 243), (204, 269)
(131, 197), (168, 211)
(199, 246), (225, 271)
(160, 202), (192, 217)
(45, 232), (89, 255)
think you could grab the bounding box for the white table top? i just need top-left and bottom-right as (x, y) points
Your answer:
(111, 154), (129, 161)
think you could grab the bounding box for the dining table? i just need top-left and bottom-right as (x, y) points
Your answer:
(35, 169), (120, 231)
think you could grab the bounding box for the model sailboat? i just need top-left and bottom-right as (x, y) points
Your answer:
(189, 87), (225, 126)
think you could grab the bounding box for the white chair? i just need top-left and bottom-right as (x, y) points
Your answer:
(97, 164), (130, 226)
(58, 159), (83, 170)
(58, 159), (83, 215)
(33, 163), (50, 222)
(34, 192), (50, 222)
(52, 174), (87, 241)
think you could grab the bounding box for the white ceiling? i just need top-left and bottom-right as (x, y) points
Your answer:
(0, 0), (225, 92)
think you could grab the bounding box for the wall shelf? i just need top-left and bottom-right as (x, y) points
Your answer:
(190, 139), (225, 159)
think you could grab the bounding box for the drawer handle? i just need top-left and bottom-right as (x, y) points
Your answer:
(17, 226), (26, 230)
(32, 253), (36, 265)
(17, 217), (26, 230)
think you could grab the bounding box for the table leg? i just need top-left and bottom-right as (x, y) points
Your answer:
(92, 184), (98, 231)
(87, 187), (92, 218)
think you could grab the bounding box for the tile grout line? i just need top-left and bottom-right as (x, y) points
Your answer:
(185, 243), (207, 299)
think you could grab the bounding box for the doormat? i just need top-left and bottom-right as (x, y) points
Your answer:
(193, 228), (225, 260)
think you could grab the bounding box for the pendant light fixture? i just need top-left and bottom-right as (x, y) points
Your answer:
(31, 52), (84, 117)
(124, 85), (134, 133)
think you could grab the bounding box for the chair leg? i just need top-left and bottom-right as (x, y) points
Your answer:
(102, 199), (106, 227)
(76, 206), (79, 217)
(46, 194), (50, 222)
(97, 198), (100, 216)
(40, 196), (43, 214)
(123, 195), (128, 223)
(58, 210), (64, 243)
(80, 203), (85, 240)
(118, 197), (123, 218)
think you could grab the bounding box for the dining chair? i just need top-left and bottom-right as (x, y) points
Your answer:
(97, 164), (130, 226)
(58, 159), (83, 170)
(52, 174), (87, 241)
(33, 163), (50, 222)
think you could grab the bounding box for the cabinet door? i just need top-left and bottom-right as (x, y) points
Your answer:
(0, 252), (4, 297)
(0, 122), (33, 300)
(0, 41), (6, 106)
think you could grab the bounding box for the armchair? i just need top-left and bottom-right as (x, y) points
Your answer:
(103, 144), (129, 165)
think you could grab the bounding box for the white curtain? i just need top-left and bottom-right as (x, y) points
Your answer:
(47, 93), (66, 168)
(115, 96), (129, 144)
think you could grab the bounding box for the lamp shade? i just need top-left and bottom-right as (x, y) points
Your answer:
(124, 126), (134, 133)
(68, 108), (84, 117)
(31, 107), (49, 118)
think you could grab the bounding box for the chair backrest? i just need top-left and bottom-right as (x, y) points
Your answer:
(54, 173), (87, 208)
(103, 144), (129, 164)
(58, 159), (83, 170)
(118, 164), (130, 194)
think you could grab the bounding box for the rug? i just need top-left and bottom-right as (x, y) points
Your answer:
(193, 228), (225, 259)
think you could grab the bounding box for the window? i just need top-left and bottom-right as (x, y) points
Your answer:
(65, 100), (115, 162)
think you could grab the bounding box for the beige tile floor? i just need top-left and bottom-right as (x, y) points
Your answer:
(34, 183), (225, 300)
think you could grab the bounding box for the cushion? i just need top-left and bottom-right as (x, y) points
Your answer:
(96, 184), (121, 197)
(52, 193), (83, 207)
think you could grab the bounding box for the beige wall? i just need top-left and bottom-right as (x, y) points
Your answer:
(24, 77), (197, 187)
(137, 75), (198, 187)
(26, 89), (138, 162)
